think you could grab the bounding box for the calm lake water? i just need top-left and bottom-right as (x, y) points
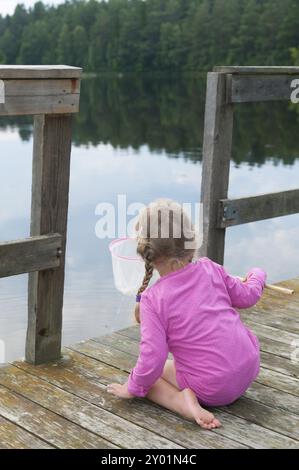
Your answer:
(1, 75), (299, 362)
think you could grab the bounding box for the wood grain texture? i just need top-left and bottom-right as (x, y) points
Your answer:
(0, 65), (82, 79)
(0, 94), (80, 116)
(0, 385), (116, 449)
(0, 234), (61, 278)
(26, 114), (73, 364)
(227, 74), (299, 103)
(13, 350), (298, 449)
(220, 397), (299, 441)
(69, 336), (299, 448)
(13, 353), (246, 449)
(199, 72), (233, 264)
(214, 66), (299, 74)
(259, 351), (299, 378)
(2, 79), (81, 96)
(218, 189), (299, 228)
(0, 277), (298, 449)
(0, 365), (181, 449)
(0, 415), (53, 449)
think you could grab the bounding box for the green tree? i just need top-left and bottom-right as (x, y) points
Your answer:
(72, 25), (89, 67)
(291, 47), (299, 65)
(57, 24), (73, 64)
(18, 20), (51, 64)
(0, 0), (299, 72)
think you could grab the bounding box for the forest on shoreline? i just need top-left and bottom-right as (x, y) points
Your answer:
(0, 0), (299, 72)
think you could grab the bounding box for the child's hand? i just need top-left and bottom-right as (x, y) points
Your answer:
(107, 382), (135, 399)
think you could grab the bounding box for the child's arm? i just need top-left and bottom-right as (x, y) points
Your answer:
(126, 294), (168, 397)
(218, 264), (267, 309)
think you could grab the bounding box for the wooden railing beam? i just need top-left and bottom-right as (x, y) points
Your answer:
(0, 234), (62, 278)
(218, 189), (299, 228)
(226, 74), (299, 103)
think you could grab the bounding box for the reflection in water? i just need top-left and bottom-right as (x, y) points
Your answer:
(0, 76), (299, 362)
(1, 75), (299, 164)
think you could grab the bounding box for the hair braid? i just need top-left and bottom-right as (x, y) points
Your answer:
(134, 244), (154, 324)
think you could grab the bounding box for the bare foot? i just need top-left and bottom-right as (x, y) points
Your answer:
(181, 388), (221, 430)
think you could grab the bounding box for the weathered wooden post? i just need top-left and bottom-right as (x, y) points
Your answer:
(200, 66), (299, 265)
(0, 65), (82, 364)
(200, 72), (234, 264)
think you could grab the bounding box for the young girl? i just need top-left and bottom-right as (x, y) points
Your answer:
(107, 199), (267, 430)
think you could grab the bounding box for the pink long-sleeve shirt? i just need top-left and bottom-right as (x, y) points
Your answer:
(127, 256), (267, 406)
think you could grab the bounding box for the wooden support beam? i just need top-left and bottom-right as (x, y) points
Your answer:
(0, 66), (82, 116)
(214, 66), (299, 75)
(218, 189), (299, 228)
(226, 74), (299, 103)
(199, 72), (234, 264)
(0, 95), (80, 116)
(0, 234), (62, 278)
(0, 65), (82, 79)
(1, 79), (81, 96)
(0, 79), (80, 116)
(26, 114), (73, 365)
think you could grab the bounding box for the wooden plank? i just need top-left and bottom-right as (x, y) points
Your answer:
(220, 396), (299, 441)
(0, 234), (62, 278)
(257, 289), (299, 315)
(14, 350), (299, 449)
(70, 337), (299, 445)
(214, 66), (299, 74)
(0, 415), (53, 449)
(0, 365), (181, 449)
(210, 411), (298, 449)
(26, 114), (73, 364)
(0, 385), (116, 449)
(256, 368), (299, 397)
(69, 339), (137, 371)
(0, 94), (80, 116)
(118, 325), (141, 341)
(277, 278), (299, 291)
(260, 351), (299, 379)
(14, 353), (247, 449)
(244, 319), (299, 346)
(246, 382), (299, 416)
(91, 332), (140, 356)
(199, 72), (233, 264)
(62, 349), (299, 449)
(218, 189), (299, 228)
(0, 65), (82, 79)
(226, 74), (299, 103)
(1, 79), (80, 96)
(242, 306), (299, 335)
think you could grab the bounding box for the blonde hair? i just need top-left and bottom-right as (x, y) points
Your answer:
(134, 198), (197, 323)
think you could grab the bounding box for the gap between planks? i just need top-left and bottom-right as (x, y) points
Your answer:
(9, 352), (296, 450)
(67, 337), (299, 444)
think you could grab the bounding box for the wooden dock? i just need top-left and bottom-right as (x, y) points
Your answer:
(0, 277), (298, 449)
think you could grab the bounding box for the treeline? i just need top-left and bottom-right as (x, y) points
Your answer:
(0, 0), (299, 72)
